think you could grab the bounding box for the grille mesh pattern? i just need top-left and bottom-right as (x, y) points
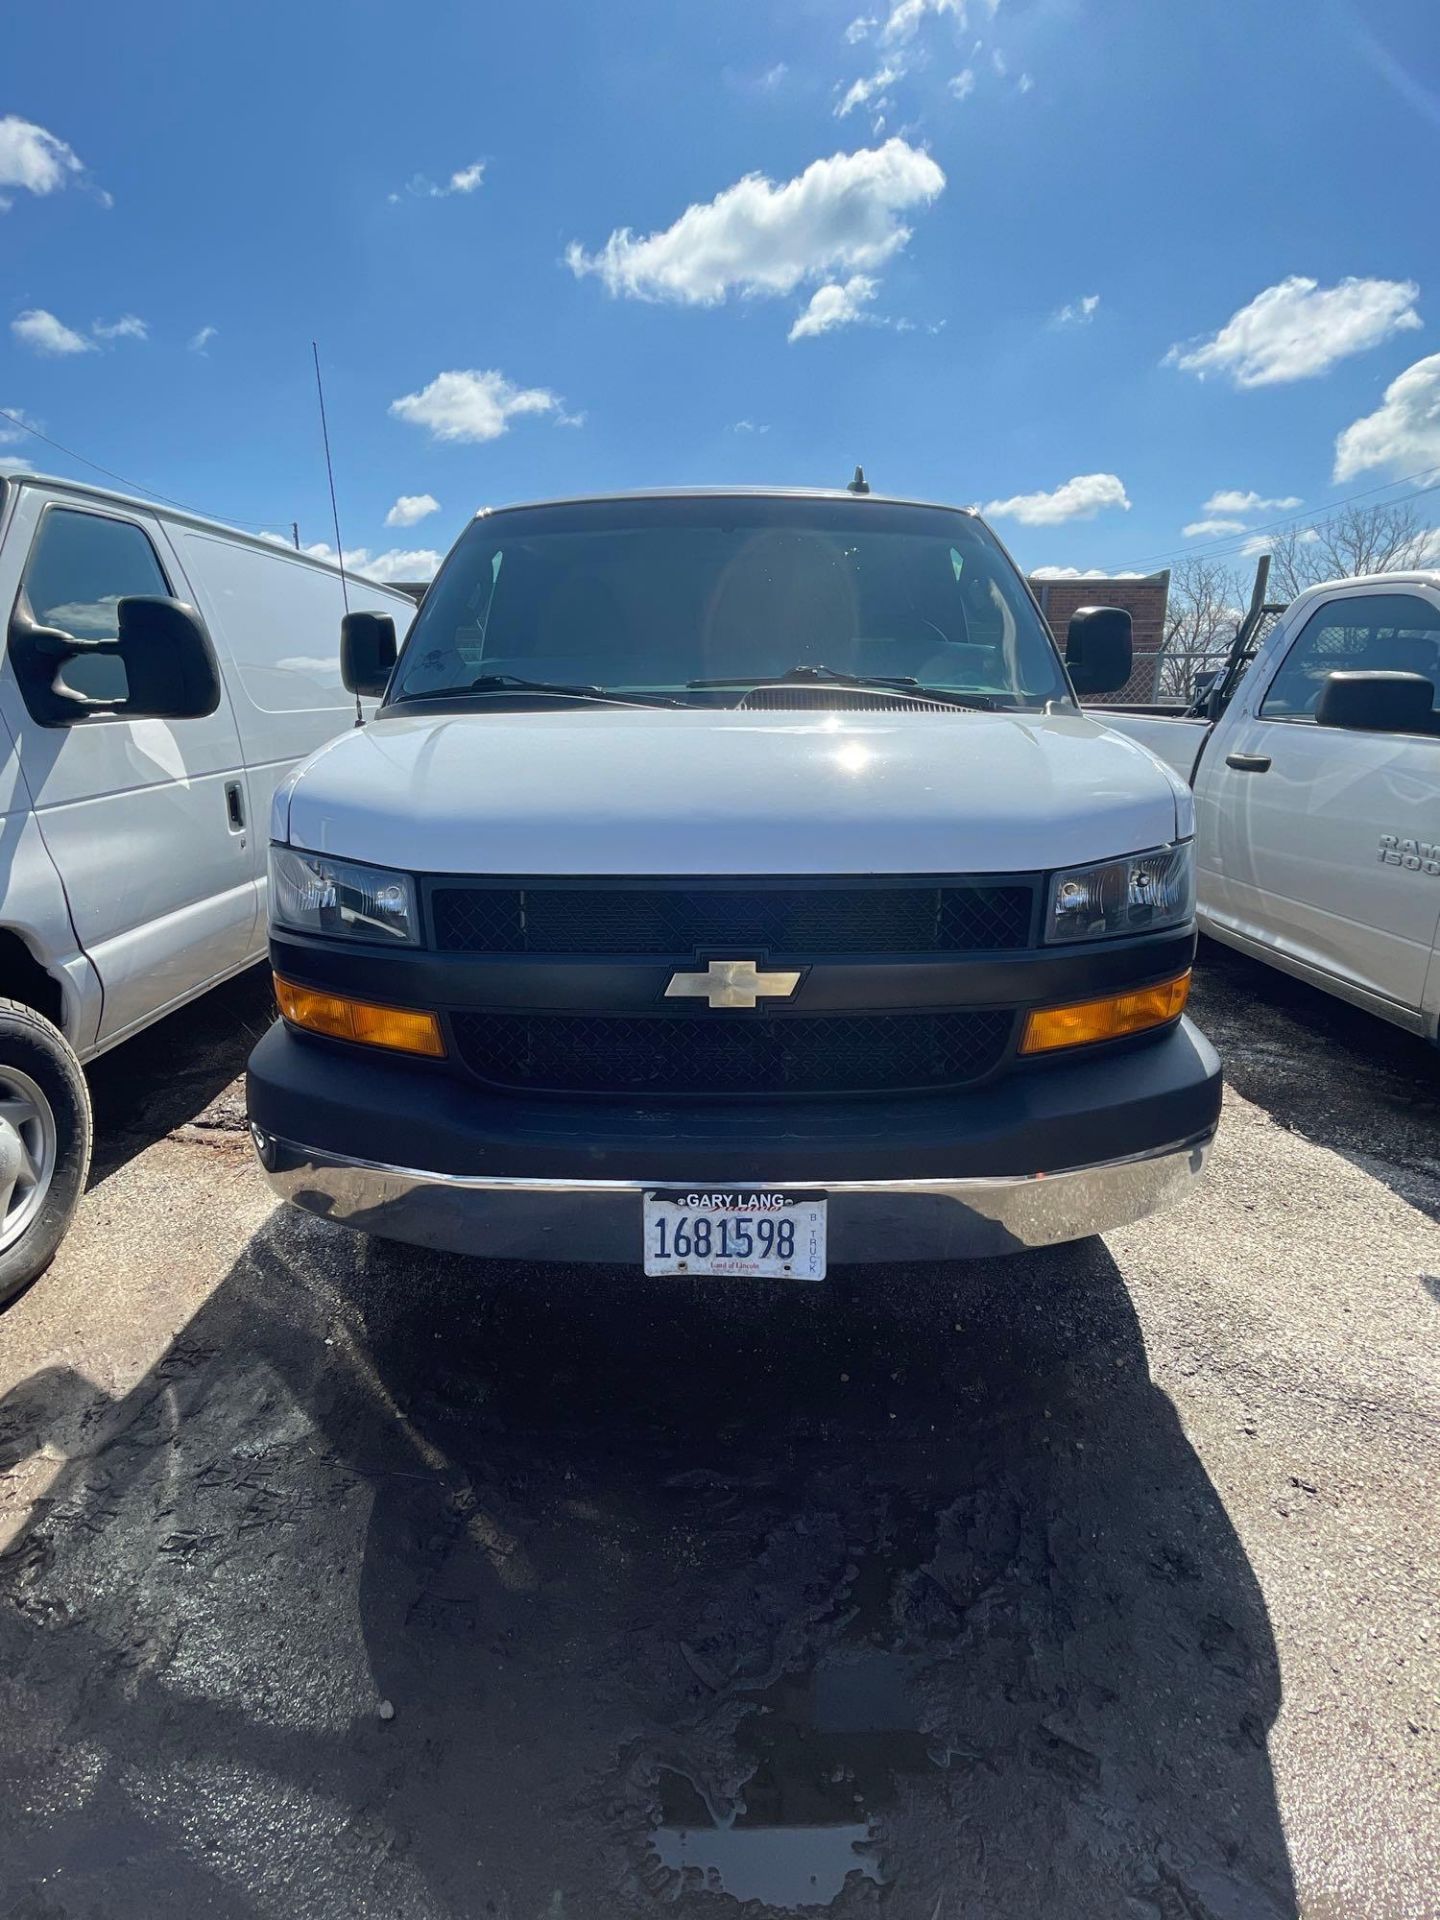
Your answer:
(431, 882), (1033, 955)
(451, 1008), (1013, 1096)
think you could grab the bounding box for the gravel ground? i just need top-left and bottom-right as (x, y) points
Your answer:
(0, 942), (1435, 1920)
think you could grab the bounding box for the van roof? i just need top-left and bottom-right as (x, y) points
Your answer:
(0, 468), (411, 597)
(473, 486), (982, 519)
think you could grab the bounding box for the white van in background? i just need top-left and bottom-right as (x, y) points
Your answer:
(0, 470), (415, 1299)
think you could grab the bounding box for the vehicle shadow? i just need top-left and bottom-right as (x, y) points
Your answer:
(0, 1211), (1298, 1919)
(1192, 935), (1440, 1220)
(83, 966), (274, 1187)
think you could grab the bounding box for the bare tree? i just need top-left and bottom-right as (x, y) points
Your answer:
(1156, 554), (1246, 701)
(1268, 499), (1430, 601)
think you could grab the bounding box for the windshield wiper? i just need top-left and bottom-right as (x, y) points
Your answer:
(398, 674), (683, 708)
(687, 664), (995, 710)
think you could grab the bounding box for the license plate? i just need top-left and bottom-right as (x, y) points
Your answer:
(643, 1190), (827, 1281)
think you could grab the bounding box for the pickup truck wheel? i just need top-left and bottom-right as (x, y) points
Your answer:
(0, 1000), (92, 1307)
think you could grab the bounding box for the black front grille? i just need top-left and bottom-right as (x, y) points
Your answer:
(430, 880), (1035, 956)
(450, 1008), (1013, 1097)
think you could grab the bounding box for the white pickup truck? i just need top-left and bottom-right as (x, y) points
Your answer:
(247, 487), (1221, 1283)
(1102, 571), (1440, 1040)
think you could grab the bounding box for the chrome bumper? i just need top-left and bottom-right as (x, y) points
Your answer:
(252, 1130), (1213, 1264)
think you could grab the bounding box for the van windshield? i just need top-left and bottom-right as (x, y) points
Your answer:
(389, 496), (1073, 710)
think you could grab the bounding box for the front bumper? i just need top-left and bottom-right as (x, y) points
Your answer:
(247, 1016), (1221, 1264)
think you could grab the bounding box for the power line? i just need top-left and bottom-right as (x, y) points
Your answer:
(1114, 461), (1440, 572)
(0, 403), (284, 532)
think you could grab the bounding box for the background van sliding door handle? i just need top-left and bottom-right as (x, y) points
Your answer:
(1224, 752), (1271, 773)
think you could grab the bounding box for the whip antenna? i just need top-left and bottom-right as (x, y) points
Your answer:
(312, 341), (362, 726)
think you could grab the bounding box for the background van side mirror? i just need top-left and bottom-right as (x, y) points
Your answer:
(1065, 606), (1133, 697)
(114, 597), (222, 718)
(341, 611), (398, 697)
(1315, 670), (1437, 734)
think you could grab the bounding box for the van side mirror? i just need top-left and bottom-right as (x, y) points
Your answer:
(1315, 670), (1436, 734)
(341, 612), (398, 697)
(1065, 606), (1133, 696)
(6, 595), (220, 723)
(114, 597), (222, 718)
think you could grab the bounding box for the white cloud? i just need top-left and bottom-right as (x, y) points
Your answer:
(1052, 292), (1099, 327)
(948, 68), (976, 99)
(0, 404), (40, 446)
(983, 472), (1131, 526)
(881, 0), (964, 45)
(991, 47), (1008, 75)
(1017, 71), (1033, 92)
(0, 116), (85, 202)
(1332, 352), (1440, 481)
(385, 492), (441, 528)
(189, 325), (218, 354)
(12, 309), (93, 355)
(390, 161), (486, 203)
(1240, 528), (1320, 558)
(1182, 518), (1247, 538)
(1164, 275), (1422, 388)
(91, 313), (148, 341)
(837, 63), (904, 118)
(565, 139), (944, 314)
(1203, 487), (1303, 514)
(789, 274), (879, 341)
(757, 62), (789, 89)
(730, 419), (771, 434)
(389, 368), (565, 444)
(270, 537), (442, 583)
(359, 546), (441, 582)
(845, 16), (878, 42)
(1030, 566), (1146, 580)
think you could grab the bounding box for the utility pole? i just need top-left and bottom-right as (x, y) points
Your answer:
(291, 521), (300, 550)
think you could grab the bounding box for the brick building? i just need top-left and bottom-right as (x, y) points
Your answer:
(1029, 570), (1171, 702)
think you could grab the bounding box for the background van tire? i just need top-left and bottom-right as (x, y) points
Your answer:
(0, 999), (92, 1308)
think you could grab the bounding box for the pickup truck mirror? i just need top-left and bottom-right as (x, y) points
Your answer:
(1065, 606), (1133, 696)
(7, 596), (221, 723)
(1315, 669), (1437, 734)
(341, 611), (398, 696)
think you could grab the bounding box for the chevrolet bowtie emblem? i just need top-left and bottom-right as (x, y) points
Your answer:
(664, 958), (803, 1010)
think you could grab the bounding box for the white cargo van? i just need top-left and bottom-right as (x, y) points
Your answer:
(1101, 572), (1440, 1038)
(248, 489), (1222, 1283)
(0, 470), (415, 1299)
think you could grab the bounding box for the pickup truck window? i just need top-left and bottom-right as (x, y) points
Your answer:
(1260, 591), (1440, 723)
(392, 496), (1072, 710)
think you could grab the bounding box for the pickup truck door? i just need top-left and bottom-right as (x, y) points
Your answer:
(0, 489), (255, 1047)
(1196, 585), (1440, 1024)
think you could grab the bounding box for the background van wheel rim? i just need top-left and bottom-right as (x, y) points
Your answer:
(0, 1066), (59, 1256)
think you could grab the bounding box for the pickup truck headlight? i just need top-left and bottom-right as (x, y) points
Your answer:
(1044, 842), (1194, 944)
(268, 846), (418, 945)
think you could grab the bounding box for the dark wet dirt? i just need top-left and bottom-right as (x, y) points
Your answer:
(0, 1230), (1298, 1918)
(0, 941), (1434, 1917)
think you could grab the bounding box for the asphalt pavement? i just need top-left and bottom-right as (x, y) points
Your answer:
(0, 942), (1435, 1919)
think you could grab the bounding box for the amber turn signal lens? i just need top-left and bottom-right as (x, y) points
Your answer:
(274, 976), (445, 1057)
(1020, 971), (1190, 1056)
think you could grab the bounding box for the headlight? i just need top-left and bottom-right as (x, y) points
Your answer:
(268, 846), (418, 945)
(1044, 842), (1194, 944)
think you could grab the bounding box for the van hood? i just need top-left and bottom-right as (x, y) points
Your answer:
(276, 707), (1190, 876)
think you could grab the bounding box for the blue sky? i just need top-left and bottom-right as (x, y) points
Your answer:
(4, 0), (1438, 583)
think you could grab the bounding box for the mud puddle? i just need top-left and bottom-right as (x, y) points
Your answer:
(652, 1647), (937, 1906)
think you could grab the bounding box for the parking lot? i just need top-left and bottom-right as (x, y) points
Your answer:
(0, 945), (1435, 1920)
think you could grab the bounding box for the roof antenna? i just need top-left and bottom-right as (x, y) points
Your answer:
(312, 341), (361, 728)
(847, 464), (870, 495)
